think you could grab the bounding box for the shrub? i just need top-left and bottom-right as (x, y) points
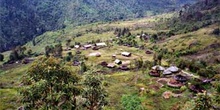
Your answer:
(121, 95), (144, 110)
(27, 49), (32, 56)
(180, 86), (187, 92)
(212, 28), (220, 35)
(9, 50), (20, 61)
(193, 92), (212, 110)
(65, 56), (71, 62)
(197, 67), (216, 78)
(151, 34), (158, 40)
(70, 45), (75, 48)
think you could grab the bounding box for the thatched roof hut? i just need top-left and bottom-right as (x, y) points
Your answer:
(149, 70), (160, 77)
(167, 79), (183, 88)
(163, 69), (172, 75)
(174, 75), (187, 82)
(152, 65), (165, 71)
(167, 66), (179, 73)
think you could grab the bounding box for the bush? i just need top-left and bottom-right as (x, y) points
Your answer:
(197, 67), (216, 78)
(151, 34), (158, 40)
(193, 93), (212, 110)
(121, 95), (144, 110)
(212, 28), (220, 35)
(65, 56), (71, 62)
(9, 50), (20, 61)
(180, 86), (187, 92)
(27, 49), (32, 56)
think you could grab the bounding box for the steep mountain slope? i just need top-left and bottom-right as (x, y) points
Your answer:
(167, 0), (220, 34)
(0, 0), (197, 52)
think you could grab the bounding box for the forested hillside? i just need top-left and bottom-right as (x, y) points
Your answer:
(167, 0), (220, 34)
(2, 0), (220, 109)
(0, 0), (196, 52)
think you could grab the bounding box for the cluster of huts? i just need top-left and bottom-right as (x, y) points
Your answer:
(74, 42), (107, 50)
(71, 41), (134, 71)
(100, 52), (132, 70)
(149, 65), (207, 93)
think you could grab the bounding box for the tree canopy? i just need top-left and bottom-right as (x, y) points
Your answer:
(21, 57), (81, 109)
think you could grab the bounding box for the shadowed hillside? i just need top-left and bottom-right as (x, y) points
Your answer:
(0, 0), (197, 52)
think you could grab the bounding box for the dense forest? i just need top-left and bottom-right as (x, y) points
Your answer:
(0, 0), (197, 52)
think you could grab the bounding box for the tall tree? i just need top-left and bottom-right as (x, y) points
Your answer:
(193, 92), (212, 110)
(82, 69), (108, 110)
(20, 57), (82, 109)
(66, 39), (72, 49)
(54, 43), (63, 57)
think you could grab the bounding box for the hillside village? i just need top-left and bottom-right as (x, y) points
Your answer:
(0, 0), (220, 110)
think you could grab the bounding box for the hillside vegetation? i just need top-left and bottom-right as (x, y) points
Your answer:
(0, 0), (197, 52)
(1, 0), (220, 110)
(167, 0), (220, 34)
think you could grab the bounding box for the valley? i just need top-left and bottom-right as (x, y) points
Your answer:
(0, 11), (220, 109)
(1, 0), (220, 110)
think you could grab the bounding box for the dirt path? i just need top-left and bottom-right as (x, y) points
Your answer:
(181, 70), (200, 79)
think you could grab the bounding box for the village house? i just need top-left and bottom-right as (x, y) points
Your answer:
(83, 44), (92, 49)
(95, 42), (107, 47)
(163, 69), (172, 75)
(163, 66), (179, 75)
(149, 69), (160, 77)
(74, 45), (80, 49)
(152, 65), (165, 71)
(167, 66), (179, 73)
(174, 74), (188, 82)
(120, 65), (129, 70)
(107, 63), (116, 68)
(167, 78), (183, 88)
(114, 59), (122, 65)
(121, 52), (131, 57)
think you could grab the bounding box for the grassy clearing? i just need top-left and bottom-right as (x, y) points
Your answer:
(0, 88), (20, 110)
(157, 24), (220, 52)
(0, 64), (30, 109)
(22, 13), (174, 54)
